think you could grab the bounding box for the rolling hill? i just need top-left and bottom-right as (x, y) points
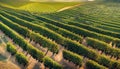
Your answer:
(0, 0), (81, 13)
(0, 0), (120, 69)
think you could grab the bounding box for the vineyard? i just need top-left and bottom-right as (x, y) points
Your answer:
(0, 0), (120, 69)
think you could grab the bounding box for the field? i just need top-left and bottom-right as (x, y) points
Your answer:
(0, 0), (81, 13)
(0, 0), (120, 69)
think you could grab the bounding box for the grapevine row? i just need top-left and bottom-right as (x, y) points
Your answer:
(0, 22), (62, 69)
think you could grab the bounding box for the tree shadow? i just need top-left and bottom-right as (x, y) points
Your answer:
(32, 63), (41, 69)
(0, 54), (7, 61)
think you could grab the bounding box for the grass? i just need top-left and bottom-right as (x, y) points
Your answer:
(19, 2), (81, 13)
(0, 0), (81, 13)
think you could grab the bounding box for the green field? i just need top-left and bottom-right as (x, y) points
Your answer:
(0, 0), (81, 13)
(0, 0), (120, 69)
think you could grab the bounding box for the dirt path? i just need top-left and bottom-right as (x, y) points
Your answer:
(57, 4), (81, 12)
(0, 61), (20, 69)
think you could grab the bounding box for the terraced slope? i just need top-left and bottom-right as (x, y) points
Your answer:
(0, 1), (120, 69)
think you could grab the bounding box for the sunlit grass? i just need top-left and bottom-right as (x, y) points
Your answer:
(0, 0), (81, 13)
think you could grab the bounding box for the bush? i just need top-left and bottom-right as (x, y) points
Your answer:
(6, 43), (17, 55)
(63, 50), (83, 66)
(86, 37), (120, 59)
(16, 53), (28, 66)
(86, 60), (108, 69)
(44, 57), (62, 69)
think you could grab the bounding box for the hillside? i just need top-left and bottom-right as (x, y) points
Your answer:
(0, 0), (81, 13)
(0, 0), (120, 69)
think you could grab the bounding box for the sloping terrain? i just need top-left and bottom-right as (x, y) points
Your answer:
(0, 0), (120, 69)
(0, 0), (80, 13)
(0, 61), (20, 69)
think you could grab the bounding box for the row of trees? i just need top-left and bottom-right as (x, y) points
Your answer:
(4, 26), (112, 69)
(63, 50), (108, 69)
(49, 10), (120, 37)
(63, 39), (120, 69)
(104, 0), (120, 2)
(43, 57), (62, 69)
(44, 9), (120, 47)
(0, 22), (62, 69)
(0, 11), (66, 45)
(0, 13), (59, 54)
(1, 6), (119, 47)
(1, 9), (83, 42)
(33, 15), (120, 47)
(7, 43), (28, 66)
(67, 21), (120, 39)
(2, 7), (120, 50)
(63, 50), (83, 67)
(1, 10), (120, 69)
(7, 43), (62, 68)
(86, 37), (120, 59)
(0, 21), (44, 61)
(86, 60), (108, 69)
(1, 6), (120, 69)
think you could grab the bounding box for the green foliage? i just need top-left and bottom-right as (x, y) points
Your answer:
(6, 43), (17, 55)
(0, 11), (119, 68)
(64, 39), (99, 60)
(0, 16), (61, 69)
(34, 15), (120, 46)
(1, 8), (83, 42)
(96, 55), (120, 69)
(0, 12), (59, 54)
(42, 23), (83, 42)
(110, 62), (120, 69)
(6, 43), (28, 66)
(0, 2), (120, 69)
(44, 57), (62, 69)
(104, 0), (120, 2)
(0, 0), (80, 13)
(16, 53), (28, 66)
(30, 32), (59, 54)
(67, 21), (120, 38)
(86, 60), (108, 69)
(97, 56), (112, 67)
(63, 50), (83, 66)
(0, 22), (44, 62)
(27, 45), (44, 62)
(0, 11), (66, 45)
(86, 37), (120, 59)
